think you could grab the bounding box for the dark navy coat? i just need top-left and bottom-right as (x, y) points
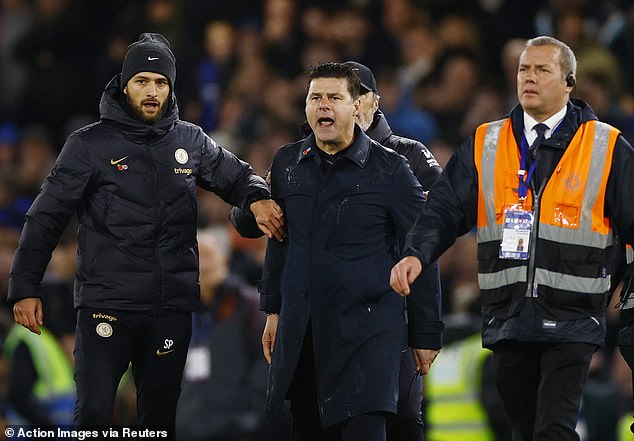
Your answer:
(259, 127), (442, 427)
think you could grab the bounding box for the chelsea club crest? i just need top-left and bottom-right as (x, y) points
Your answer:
(175, 148), (189, 164)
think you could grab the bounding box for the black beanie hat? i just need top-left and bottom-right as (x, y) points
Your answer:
(121, 33), (176, 90)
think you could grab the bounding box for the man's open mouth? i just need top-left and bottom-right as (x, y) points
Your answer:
(318, 117), (334, 127)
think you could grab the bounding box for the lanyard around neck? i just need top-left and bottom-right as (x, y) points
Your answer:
(517, 135), (536, 200)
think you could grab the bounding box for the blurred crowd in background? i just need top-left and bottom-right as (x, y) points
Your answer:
(0, 0), (634, 440)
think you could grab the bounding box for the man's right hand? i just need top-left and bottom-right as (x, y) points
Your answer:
(13, 298), (43, 335)
(390, 256), (423, 296)
(412, 348), (440, 375)
(250, 199), (285, 242)
(262, 313), (279, 364)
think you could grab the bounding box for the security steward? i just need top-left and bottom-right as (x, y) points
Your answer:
(391, 36), (634, 441)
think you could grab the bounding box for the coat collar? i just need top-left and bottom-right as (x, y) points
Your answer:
(296, 124), (372, 168)
(366, 110), (393, 144)
(99, 74), (179, 141)
(509, 99), (598, 151)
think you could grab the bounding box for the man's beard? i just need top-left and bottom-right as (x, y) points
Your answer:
(126, 96), (165, 123)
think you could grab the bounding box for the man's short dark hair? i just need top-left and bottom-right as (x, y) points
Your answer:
(307, 62), (361, 99)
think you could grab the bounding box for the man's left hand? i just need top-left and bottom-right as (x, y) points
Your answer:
(250, 199), (285, 241)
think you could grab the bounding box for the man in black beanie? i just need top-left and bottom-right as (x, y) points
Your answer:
(119, 33), (177, 124)
(7, 32), (284, 436)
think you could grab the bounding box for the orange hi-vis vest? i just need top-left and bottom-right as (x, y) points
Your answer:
(473, 118), (619, 301)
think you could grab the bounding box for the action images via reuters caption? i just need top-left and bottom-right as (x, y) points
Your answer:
(6, 426), (169, 439)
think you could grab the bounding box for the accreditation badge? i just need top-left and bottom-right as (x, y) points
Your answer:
(499, 207), (533, 260)
(184, 346), (211, 381)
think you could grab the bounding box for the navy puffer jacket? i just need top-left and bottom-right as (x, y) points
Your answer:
(8, 75), (269, 312)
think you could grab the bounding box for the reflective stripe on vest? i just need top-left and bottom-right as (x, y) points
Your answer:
(537, 121), (617, 248)
(426, 334), (494, 441)
(474, 119), (510, 243)
(474, 118), (618, 294)
(3, 325), (75, 420)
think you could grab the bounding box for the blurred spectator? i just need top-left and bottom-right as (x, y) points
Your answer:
(0, 124), (27, 232)
(0, 170), (29, 232)
(436, 13), (485, 57)
(416, 48), (483, 145)
(582, 349), (623, 441)
(261, 0), (302, 79)
(92, 32), (134, 103)
(175, 229), (273, 441)
(15, 125), (56, 201)
(611, 348), (634, 441)
(381, 0), (429, 42)
(40, 222), (78, 361)
(331, 6), (396, 72)
(379, 67), (438, 144)
(299, 5), (329, 43)
(573, 71), (631, 140)
(1, 217), (76, 429)
(0, 0), (34, 120)
(191, 20), (238, 132)
(437, 233), (479, 315)
(3, 323), (75, 428)
(0, 229), (20, 298)
(397, 24), (441, 92)
(241, 128), (296, 179)
(13, 0), (97, 146)
(197, 192), (233, 229)
(469, 0), (539, 74)
(207, 92), (250, 156)
(229, 225), (267, 289)
(298, 41), (341, 81)
(144, 0), (186, 52)
(428, 138), (456, 169)
(424, 297), (510, 441)
(425, 334), (507, 441)
(0, 123), (19, 169)
(459, 84), (507, 141)
(500, 38), (527, 109)
(610, 4), (634, 96)
(258, 76), (305, 133)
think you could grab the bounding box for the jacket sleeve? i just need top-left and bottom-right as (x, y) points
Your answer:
(389, 159), (443, 349)
(607, 134), (634, 248)
(257, 154), (285, 313)
(8, 133), (92, 302)
(258, 237), (286, 313)
(229, 205), (265, 239)
(606, 134), (634, 328)
(396, 137), (443, 191)
(196, 133), (270, 210)
(406, 259), (443, 349)
(7, 342), (53, 425)
(405, 135), (479, 265)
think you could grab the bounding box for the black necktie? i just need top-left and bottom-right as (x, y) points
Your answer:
(529, 123), (548, 156)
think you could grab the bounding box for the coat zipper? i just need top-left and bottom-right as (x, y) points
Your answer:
(526, 179), (547, 298)
(147, 143), (163, 307)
